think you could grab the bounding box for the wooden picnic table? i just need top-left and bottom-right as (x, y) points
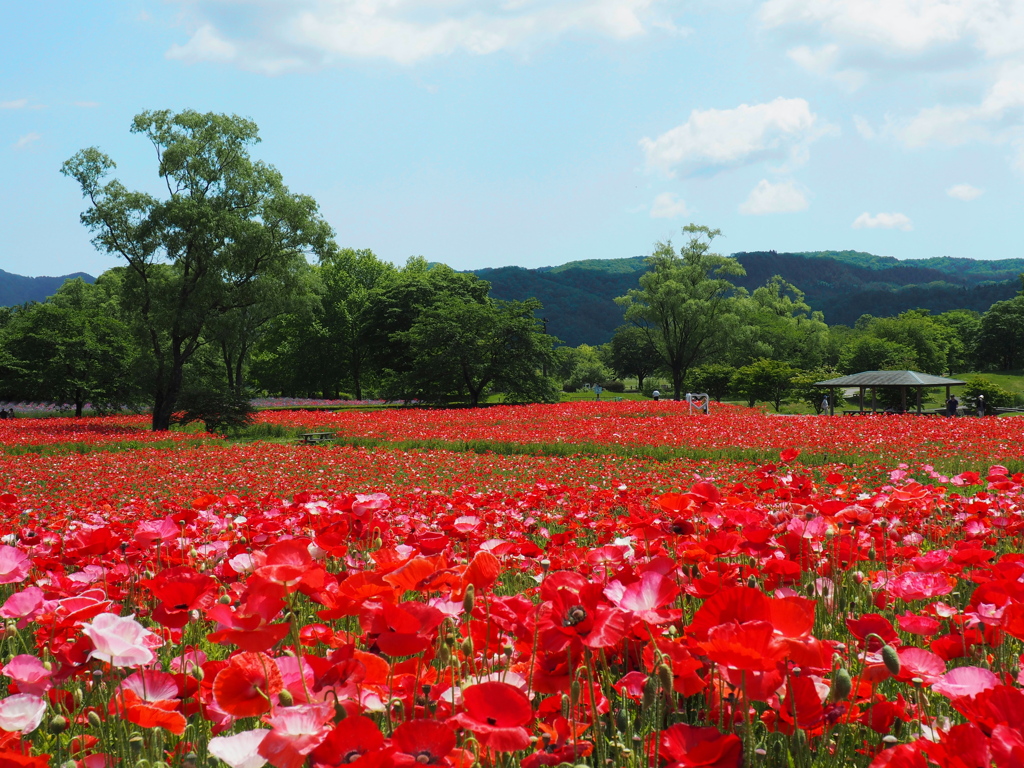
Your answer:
(297, 432), (335, 444)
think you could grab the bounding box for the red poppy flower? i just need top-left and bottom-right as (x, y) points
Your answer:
(392, 720), (472, 767)
(212, 652), (284, 717)
(656, 723), (741, 768)
(310, 715), (391, 768)
(699, 621), (787, 672)
(537, 572), (630, 654)
(141, 566), (219, 629)
(449, 681), (532, 752)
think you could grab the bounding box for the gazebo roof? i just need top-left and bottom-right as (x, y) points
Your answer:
(813, 370), (967, 388)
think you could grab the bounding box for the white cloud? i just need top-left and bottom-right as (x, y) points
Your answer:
(167, 24), (240, 66)
(650, 192), (690, 218)
(787, 43), (866, 90)
(164, 0), (682, 70)
(739, 179), (809, 214)
(759, 0), (983, 57)
(640, 97), (834, 176)
(946, 183), (983, 200)
(881, 64), (1024, 155)
(12, 133), (41, 150)
(0, 99), (29, 110)
(852, 211), (913, 230)
(853, 115), (875, 139)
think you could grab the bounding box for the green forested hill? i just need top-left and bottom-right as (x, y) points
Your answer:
(475, 251), (1022, 346)
(0, 269), (96, 308)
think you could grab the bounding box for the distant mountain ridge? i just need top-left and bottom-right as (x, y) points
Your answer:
(473, 250), (1024, 346)
(0, 269), (95, 308)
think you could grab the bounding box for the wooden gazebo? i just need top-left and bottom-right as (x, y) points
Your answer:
(814, 370), (966, 415)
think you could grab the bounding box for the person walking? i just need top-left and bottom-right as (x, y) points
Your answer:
(821, 395), (829, 414)
(652, 390), (660, 402)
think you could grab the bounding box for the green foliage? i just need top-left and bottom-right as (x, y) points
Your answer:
(558, 344), (613, 392)
(962, 376), (1015, 409)
(617, 224), (746, 400)
(730, 358), (798, 411)
(790, 368), (846, 414)
(62, 109), (335, 430)
(0, 278), (142, 415)
(608, 325), (663, 392)
(172, 385), (256, 434)
(976, 295), (1024, 371)
(688, 364), (735, 402)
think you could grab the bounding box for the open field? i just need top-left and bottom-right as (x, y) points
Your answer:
(1, 402), (1024, 767)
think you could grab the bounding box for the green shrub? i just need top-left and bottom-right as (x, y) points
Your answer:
(601, 380), (626, 393)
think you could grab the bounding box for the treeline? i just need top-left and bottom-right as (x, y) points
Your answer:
(2, 109), (1023, 426)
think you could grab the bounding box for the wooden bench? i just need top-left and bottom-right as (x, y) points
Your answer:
(297, 432), (335, 445)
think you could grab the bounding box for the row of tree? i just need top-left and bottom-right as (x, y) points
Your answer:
(2, 109), (1023, 427)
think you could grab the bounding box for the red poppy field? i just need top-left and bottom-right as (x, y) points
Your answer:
(2, 402), (1024, 768)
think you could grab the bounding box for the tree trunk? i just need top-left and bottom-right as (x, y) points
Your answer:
(152, 362), (185, 431)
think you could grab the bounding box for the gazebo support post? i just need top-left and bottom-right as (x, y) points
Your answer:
(901, 386), (907, 413)
(830, 387), (835, 416)
(871, 387), (875, 413)
(916, 387), (922, 414)
(860, 387), (865, 413)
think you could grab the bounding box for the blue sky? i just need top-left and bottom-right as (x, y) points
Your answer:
(3, 0), (1024, 278)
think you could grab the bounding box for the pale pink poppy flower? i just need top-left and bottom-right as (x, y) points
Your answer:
(1, 655), (52, 696)
(0, 693), (46, 733)
(81, 613), (160, 668)
(932, 666), (999, 699)
(0, 545), (30, 584)
(258, 703), (333, 768)
(209, 730), (269, 768)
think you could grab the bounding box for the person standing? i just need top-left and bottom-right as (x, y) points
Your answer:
(652, 390), (660, 401)
(821, 395), (829, 414)
(977, 394), (986, 417)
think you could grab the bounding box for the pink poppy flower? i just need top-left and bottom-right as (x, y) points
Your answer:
(258, 703), (334, 768)
(0, 693), (46, 733)
(0, 545), (30, 584)
(1, 655), (52, 696)
(0, 586), (44, 625)
(81, 613), (160, 668)
(932, 666), (999, 700)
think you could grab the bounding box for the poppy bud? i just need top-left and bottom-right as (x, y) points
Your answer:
(87, 710), (102, 728)
(614, 708), (629, 732)
(570, 680), (581, 707)
(74, 688), (84, 709)
(881, 645), (901, 675)
(747, 575), (757, 588)
(278, 690), (294, 707)
(460, 638), (473, 657)
(657, 664), (674, 693)
(48, 715), (68, 734)
(435, 644), (451, 667)
(642, 675), (659, 710)
(831, 668), (852, 701)
(561, 694), (570, 718)
(463, 585), (475, 614)
(218, 594), (231, 604)
(183, 754), (198, 768)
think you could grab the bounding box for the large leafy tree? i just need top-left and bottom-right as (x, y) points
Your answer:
(62, 109), (335, 430)
(608, 325), (662, 392)
(400, 297), (558, 406)
(0, 278), (140, 416)
(976, 295), (1024, 371)
(616, 225), (745, 400)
